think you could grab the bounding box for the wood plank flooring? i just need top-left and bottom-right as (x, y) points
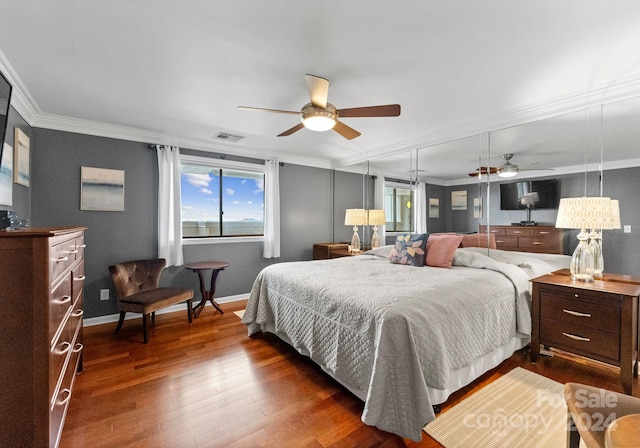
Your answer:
(59, 301), (639, 447)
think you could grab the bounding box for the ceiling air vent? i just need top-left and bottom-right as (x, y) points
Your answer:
(214, 132), (245, 143)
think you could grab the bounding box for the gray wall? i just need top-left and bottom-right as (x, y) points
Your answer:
(28, 127), (373, 318)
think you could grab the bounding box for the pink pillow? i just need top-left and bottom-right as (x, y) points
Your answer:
(460, 233), (496, 249)
(426, 234), (463, 268)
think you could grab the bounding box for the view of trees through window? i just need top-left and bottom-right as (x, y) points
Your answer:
(181, 164), (264, 237)
(384, 186), (413, 232)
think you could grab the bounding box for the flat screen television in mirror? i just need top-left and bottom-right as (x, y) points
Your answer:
(0, 70), (13, 165)
(499, 179), (559, 210)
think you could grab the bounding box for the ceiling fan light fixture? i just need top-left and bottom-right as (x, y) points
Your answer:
(497, 164), (518, 178)
(301, 103), (337, 131)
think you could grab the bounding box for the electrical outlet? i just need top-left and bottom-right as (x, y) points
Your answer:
(100, 289), (110, 301)
(624, 225), (631, 233)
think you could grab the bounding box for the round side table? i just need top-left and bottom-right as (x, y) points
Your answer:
(184, 261), (229, 318)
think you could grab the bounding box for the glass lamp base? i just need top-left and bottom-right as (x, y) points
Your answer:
(371, 226), (380, 248)
(570, 232), (594, 282)
(350, 226), (361, 252)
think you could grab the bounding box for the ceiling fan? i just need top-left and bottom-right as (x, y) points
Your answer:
(238, 74), (401, 140)
(468, 154), (553, 178)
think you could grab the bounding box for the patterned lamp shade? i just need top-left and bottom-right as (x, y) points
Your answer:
(344, 209), (368, 226)
(555, 197), (616, 230)
(606, 199), (621, 230)
(367, 209), (386, 226)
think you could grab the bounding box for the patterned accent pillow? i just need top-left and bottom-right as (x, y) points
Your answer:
(388, 233), (428, 266)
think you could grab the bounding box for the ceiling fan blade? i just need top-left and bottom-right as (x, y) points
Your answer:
(277, 122), (305, 137)
(337, 104), (401, 118)
(333, 121), (361, 140)
(468, 166), (498, 176)
(238, 106), (299, 115)
(305, 74), (329, 108)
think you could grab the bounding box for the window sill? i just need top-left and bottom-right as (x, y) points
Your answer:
(182, 236), (264, 245)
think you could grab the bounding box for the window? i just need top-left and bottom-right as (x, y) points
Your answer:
(384, 184), (414, 232)
(180, 157), (265, 238)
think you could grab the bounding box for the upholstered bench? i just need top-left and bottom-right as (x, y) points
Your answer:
(109, 259), (194, 343)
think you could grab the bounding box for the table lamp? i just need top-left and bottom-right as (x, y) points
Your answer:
(344, 209), (367, 252)
(367, 209), (386, 248)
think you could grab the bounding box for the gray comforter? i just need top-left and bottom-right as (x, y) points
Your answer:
(242, 248), (570, 441)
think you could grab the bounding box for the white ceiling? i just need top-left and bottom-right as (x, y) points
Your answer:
(1, 1), (640, 184)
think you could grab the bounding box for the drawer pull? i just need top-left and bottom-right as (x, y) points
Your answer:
(72, 309), (84, 318)
(539, 231), (550, 234)
(496, 240), (504, 243)
(55, 341), (72, 355)
(68, 249), (79, 254)
(563, 332), (591, 342)
(56, 388), (72, 406)
(54, 295), (72, 305)
(563, 309), (591, 318)
(75, 275), (86, 281)
(56, 256), (69, 263)
(532, 242), (543, 245)
(513, 231), (523, 234)
(78, 244), (86, 248)
(73, 343), (84, 353)
(574, 293), (579, 298)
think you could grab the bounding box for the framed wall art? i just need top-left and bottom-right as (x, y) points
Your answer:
(14, 127), (29, 187)
(451, 190), (467, 211)
(428, 197), (439, 218)
(473, 197), (482, 218)
(81, 166), (125, 211)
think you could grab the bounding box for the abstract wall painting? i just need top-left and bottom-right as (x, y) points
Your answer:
(81, 166), (125, 211)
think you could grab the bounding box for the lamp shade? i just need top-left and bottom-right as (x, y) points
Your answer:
(367, 209), (386, 226)
(555, 197), (614, 230)
(606, 199), (621, 230)
(344, 209), (368, 226)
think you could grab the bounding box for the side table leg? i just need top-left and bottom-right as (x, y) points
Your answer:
(193, 270), (208, 318)
(209, 268), (224, 314)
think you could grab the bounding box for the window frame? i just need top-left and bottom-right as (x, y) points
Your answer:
(180, 154), (265, 245)
(384, 181), (415, 234)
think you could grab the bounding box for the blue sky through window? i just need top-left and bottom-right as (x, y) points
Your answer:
(181, 166), (264, 224)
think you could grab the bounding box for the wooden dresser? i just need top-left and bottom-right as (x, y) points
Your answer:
(530, 272), (639, 394)
(0, 227), (86, 448)
(479, 225), (565, 254)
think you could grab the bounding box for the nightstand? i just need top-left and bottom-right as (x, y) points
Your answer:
(530, 273), (640, 394)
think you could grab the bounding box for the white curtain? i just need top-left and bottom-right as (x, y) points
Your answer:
(156, 145), (184, 266)
(263, 160), (280, 258)
(374, 174), (386, 245)
(414, 181), (427, 234)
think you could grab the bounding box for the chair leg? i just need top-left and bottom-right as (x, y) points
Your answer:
(187, 299), (193, 323)
(567, 412), (581, 448)
(114, 311), (126, 334)
(143, 314), (149, 344)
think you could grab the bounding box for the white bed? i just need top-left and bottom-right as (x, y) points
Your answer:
(242, 246), (570, 441)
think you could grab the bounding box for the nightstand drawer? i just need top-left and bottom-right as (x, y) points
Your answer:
(540, 318), (620, 361)
(540, 296), (619, 333)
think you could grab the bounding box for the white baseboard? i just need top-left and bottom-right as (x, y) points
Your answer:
(83, 293), (249, 327)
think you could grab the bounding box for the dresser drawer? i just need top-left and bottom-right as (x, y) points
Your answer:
(485, 227), (506, 236)
(518, 237), (560, 252)
(49, 276), (73, 344)
(531, 228), (558, 237)
(540, 318), (620, 361)
(50, 339), (82, 447)
(49, 237), (77, 285)
(540, 295), (619, 333)
(49, 297), (83, 401)
(494, 235), (516, 246)
(506, 227), (532, 237)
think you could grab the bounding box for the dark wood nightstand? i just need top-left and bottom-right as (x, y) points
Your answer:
(530, 273), (640, 394)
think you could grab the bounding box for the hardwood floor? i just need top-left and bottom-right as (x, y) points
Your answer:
(60, 301), (639, 447)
